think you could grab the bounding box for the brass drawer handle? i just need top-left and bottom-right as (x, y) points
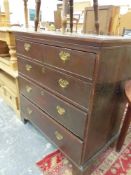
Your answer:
(58, 79), (69, 89)
(41, 91), (44, 96)
(59, 51), (70, 63)
(41, 67), (45, 73)
(25, 64), (32, 71)
(56, 105), (66, 116)
(26, 85), (32, 93)
(24, 43), (31, 52)
(27, 107), (33, 115)
(55, 131), (63, 141)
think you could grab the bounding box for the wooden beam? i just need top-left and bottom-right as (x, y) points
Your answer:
(35, 0), (41, 31)
(93, 0), (99, 34)
(69, 0), (73, 33)
(23, 0), (28, 28)
(3, 0), (10, 26)
(62, 0), (68, 33)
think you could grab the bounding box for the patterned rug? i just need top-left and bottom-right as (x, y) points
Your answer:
(36, 127), (131, 175)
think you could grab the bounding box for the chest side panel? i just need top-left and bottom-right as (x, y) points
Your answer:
(82, 46), (131, 164)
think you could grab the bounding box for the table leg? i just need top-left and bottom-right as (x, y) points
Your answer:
(23, 0), (29, 28)
(35, 0), (41, 31)
(93, 0), (99, 34)
(116, 105), (131, 151)
(69, 0), (73, 33)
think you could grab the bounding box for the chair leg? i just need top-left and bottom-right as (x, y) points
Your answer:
(116, 105), (131, 152)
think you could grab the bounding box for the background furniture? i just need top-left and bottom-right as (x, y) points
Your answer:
(83, 5), (120, 35)
(54, 0), (91, 32)
(34, 0), (100, 33)
(54, 9), (62, 30)
(54, 3), (79, 32)
(0, 0), (10, 27)
(59, 0), (99, 33)
(34, 0), (41, 31)
(0, 40), (9, 57)
(59, 0), (74, 33)
(54, 11), (80, 32)
(0, 12), (9, 27)
(116, 80), (131, 151)
(14, 31), (131, 175)
(0, 0), (20, 115)
(23, 0), (29, 28)
(0, 28), (19, 115)
(122, 28), (131, 36)
(23, 0), (41, 31)
(119, 12), (131, 35)
(0, 28), (17, 70)
(0, 69), (19, 114)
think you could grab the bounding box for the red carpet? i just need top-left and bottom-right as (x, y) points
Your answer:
(36, 128), (131, 175)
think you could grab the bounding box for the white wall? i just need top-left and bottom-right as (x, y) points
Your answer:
(1, 0), (131, 25)
(0, 0), (24, 24)
(41, 0), (57, 22)
(0, 0), (57, 25)
(98, 0), (131, 6)
(75, 0), (131, 6)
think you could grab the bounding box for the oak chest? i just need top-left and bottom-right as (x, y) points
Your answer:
(14, 31), (131, 175)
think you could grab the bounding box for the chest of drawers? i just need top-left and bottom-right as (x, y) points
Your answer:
(14, 31), (131, 175)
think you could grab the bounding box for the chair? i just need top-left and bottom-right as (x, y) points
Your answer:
(116, 80), (131, 151)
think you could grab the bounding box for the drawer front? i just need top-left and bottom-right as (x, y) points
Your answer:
(45, 45), (96, 80)
(16, 39), (44, 62)
(0, 85), (19, 110)
(20, 95), (83, 165)
(0, 70), (17, 92)
(19, 76), (87, 139)
(18, 57), (92, 110)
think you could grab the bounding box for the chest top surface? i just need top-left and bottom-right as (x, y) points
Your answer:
(13, 30), (131, 48)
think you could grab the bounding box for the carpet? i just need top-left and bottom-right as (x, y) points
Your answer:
(36, 127), (131, 175)
(1, 96), (130, 175)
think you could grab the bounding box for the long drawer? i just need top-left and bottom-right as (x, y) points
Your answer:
(20, 95), (83, 165)
(44, 45), (96, 80)
(16, 39), (96, 80)
(19, 76), (87, 139)
(18, 57), (92, 110)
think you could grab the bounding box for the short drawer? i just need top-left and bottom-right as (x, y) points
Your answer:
(18, 57), (92, 110)
(16, 39), (45, 62)
(20, 95), (83, 165)
(19, 76), (87, 139)
(45, 45), (96, 80)
(0, 70), (17, 93)
(0, 85), (19, 110)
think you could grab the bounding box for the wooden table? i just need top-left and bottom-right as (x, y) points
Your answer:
(0, 27), (19, 115)
(0, 27), (17, 70)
